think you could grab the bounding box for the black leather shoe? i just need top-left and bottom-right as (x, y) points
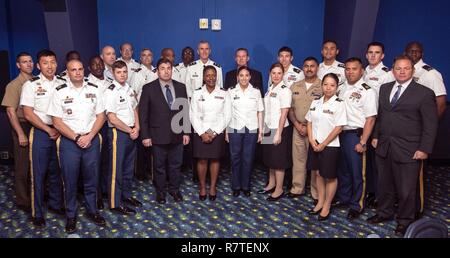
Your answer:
(367, 215), (391, 224)
(97, 198), (104, 210)
(170, 192), (183, 202)
(267, 192), (284, 201)
(124, 197), (143, 207)
(199, 194), (207, 201)
(318, 212), (330, 221)
(110, 206), (136, 215)
(347, 209), (361, 220)
(232, 190), (240, 197)
(287, 192), (303, 199)
(32, 217), (46, 227)
(48, 207), (65, 216)
(65, 218), (77, 233)
(17, 205), (31, 213)
(156, 194), (166, 204)
(394, 224), (407, 237)
(367, 199), (378, 209)
(87, 213), (106, 226)
(257, 187), (275, 194)
(308, 208), (322, 215)
(242, 190), (251, 197)
(209, 195), (217, 201)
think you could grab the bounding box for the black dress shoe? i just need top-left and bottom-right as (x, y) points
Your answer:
(232, 190), (240, 197)
(257, 187), (275, 194)
(347, 209), (361, 220)
(170, 192), (183, 202)
(17, 205), (31, 213)
(367, 199), (378, 209)
(87, 213), (106, 226)
(97, 199), (104, 210)
(110, 205), (136, 215)
(318, 212), (330, 221)
(199, 194), (207, 201)
(209, 195), (217, 201)
(65, 218), (77, 233)
(394, 224), (407, 237)
(48, 207), (65, 216)
(32, 217), (46, 227)
(242, 190), (251, 197)
(156, 194), (166, 204)
(266, 192), (284, 201)
(308, 208), (322, 215)
(124, 197), (143, 207)
(367, 214), (391, 224)
(287, 192), (303, 199)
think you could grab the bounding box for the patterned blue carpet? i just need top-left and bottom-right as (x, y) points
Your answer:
(0, 164), (448, 238)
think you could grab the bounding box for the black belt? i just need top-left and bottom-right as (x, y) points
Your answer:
(342, 128), (362, 134)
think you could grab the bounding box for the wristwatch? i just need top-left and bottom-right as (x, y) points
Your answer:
(360, 142), (366, 148)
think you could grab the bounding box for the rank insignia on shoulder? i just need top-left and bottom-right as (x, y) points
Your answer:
(195, 87), (202, 91)
(135, 68), (142, 73)
(87, 82), (98, 88)
(281, 85), (287, 89)
(422, 65), (433, 71)
(108, 84), (116, 90)
(152, 68), (157, 73)
(310, 107), (316, 111)
(56, 84), (67, 91)
(335, 98), (343, 102)
(189, 61), (197, 66)
(361, 83), (371, 90)
(30, 76), (40, 82)
(220, 88), (227, 91)
(174, 63), (179, 67)
(213, 62), (221, 68)
(56, 75), (66, 81)
(293, 67), (301, 73)
(382, 67), (389, 72)
(230, 86), (236, 89)
(338, 63), (346, 68)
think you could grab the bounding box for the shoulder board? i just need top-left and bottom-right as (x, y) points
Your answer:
(152, 68), (157, 73)
(84, 78), (88, 82)
(56, 84), (67, 91)
(213, 62), (221, 68)
(195, 87), (202, 91)
(59, 71), (67, 76)
(230, 86), (236, 89)
(174, 63), (179, 67)
(281, 85), (287, 89)
(105, 77), (113, 83)
(293, 67), (301, 73)
(422, 65), (433, 71)
(135, 68), (142, 73)
(382, 67), (389, 72)
(87, 82), (98, 88)
(220, 88), (227, 91)
(335, 98), (343, 102)
(188, 61), (197, 66)
(30, 76), (40, 82)
(338, 63), (346, 68)
(361, 83), (371, 90)
(56, 75), (66, 81)
(108, 84), (116, 90)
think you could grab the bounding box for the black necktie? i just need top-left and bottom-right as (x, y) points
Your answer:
(390, 85), (402, 106)
(165, 85), (173, 108)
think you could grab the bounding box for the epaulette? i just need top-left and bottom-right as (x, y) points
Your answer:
(338, 63), (346, 68)
(59, 71), (67, 76)
(230, 86), (236, 89)
(382, 67), (389, 72)
(135, 68), (142, 73)
(84, 78), (89, 82)
(87, 82), (98, 88)
(30, 76), (40, 82)
(220, 88), (227, 91)
(56, 84), (67, 91)
(195, 87), (202, 91)
(174, 63), (180, 67)
(422, 65), (434, 71)
(213, 62), (221, 68)
(361, 83), (371, 90)
(281, 85), (287, 89)
(105, 77), (113, 83)
(152, 68), (157, 73)
(335, 98), (343, 102)
(293, 67), (301, 73)
(56, 75), (66, 81)
(188, 61), (197, 66)
(108, 84), (116, 90)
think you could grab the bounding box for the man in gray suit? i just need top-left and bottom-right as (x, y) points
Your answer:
(367, 55), (438, 237)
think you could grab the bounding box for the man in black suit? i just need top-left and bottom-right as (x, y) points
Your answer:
(224, 48), (264, 96)
(368, 55), (438, 236)
(139, 58), (190, 204)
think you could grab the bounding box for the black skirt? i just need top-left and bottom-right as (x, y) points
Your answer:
(309, 146), (340, 179)
(261, 126), (293, 169)
(193, 132), (225, 159)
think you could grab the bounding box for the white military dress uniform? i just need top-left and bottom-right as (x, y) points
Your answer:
(318, 60), (346, 87)
(413, 59), (447, 97)
(184, 59), (223, 99)
(363, 62), (393, 95)
(117, 57), (140, 83)
(128, 64), (158, 101)
(268, 64), (304, 89)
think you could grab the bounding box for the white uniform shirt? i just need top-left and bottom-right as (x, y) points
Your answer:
(172, 65), (181, 82)
(268, 64), (305, 89)
(228, 83), (264, 131)
(20, 73), (66, 125)
(305, 95), (347, 147)
(339, 78), (378, 130)
(413, 59), (447, 97)
(104, 67), (114, 81)
(117, 57), (140, 83)
(87, 73), (112, 94)
(264, 82), (292, 129)
(47, 80), (104, 134)
(364, 62), (393, 95)
(176, 62), (190, 84)
(190, 86), (231, 136)
(128, 64), (158, 101)
(103, 81), (138, 127)
(318, 60), (346, 86)
(185, 59), (223, 98)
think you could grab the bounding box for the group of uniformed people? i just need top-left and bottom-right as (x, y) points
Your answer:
(1, 39), (445, 236)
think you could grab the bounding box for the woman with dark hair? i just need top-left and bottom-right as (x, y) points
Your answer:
(306, 73), (347, 220)
(190, 65), (231, 201)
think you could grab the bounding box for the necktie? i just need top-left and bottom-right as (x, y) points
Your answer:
(390, 85), (402, 106)
(165, 85), (173, 108)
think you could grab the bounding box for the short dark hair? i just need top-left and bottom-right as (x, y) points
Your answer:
(112, 60), (127, 71)
(345, 57), (363, 67)
(156, 57), (173, 69)
(303, 56), (319, 65)
(269, 62), (285, 74)
(65, 50), (80, 62)
(37, 49), (56, 62)
(322, 73), (339, 86)
(161, 48), (174, 56)
(203, 65), (217, 76)
(16, 52), (32, 63)
(323, 39), (338, 48)
(235, 48), (249, 56)
(120, 42), (132, 51)
(278, 46), (293, 56)
(405, 41), (424, 52)
(237, 66), (251, 75)
(393, 55), (414, 67)
(367, 41), (385, 53)
(89, 55), (102, 65)
(182, 46), (194, 54)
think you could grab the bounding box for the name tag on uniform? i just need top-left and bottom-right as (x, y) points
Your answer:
(192, 74), (199, 78)
(85, 93), (96, 98)
(64, 97), (74, 104)
(288, 75), (296, 81)
(270, 93), (277, 97)
(215, 96), (224, 100)
(369, 77), (379, 81)
(198, 97), (205, 102)
(323, 109), (334, 115)
(233, 96), (240, 100)
(310, 107), (316, 111)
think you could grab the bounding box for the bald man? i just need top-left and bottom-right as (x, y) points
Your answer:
(118, 42), (140, 83)
(101, 45), (116, 81)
